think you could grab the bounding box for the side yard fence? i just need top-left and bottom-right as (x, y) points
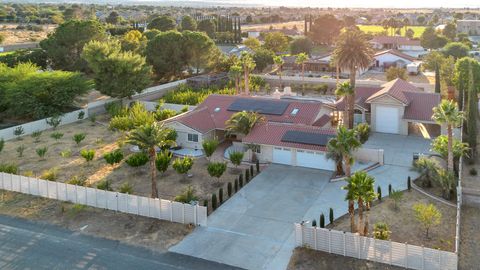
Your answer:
(0, 172), (207, 227)
(294, 224), (457, 270)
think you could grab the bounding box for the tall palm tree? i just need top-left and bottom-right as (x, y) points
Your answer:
(326, 139), (344, 176)
(335, 81), (354, 127)
(432, 99), (464, 172)
(240, 52), (256, 96)
(225, 111), (265, 136)
(343, 171), (376, 235)
(342, 181), (357, 233)
(229, 63), (243, 95)
(125, 122), (176, 198)
(333, 28), (374, 128)
(273, 55), (285, 90)
(295, 53), (308, 95)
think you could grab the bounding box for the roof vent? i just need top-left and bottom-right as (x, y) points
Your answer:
(291, 108), (299, 116)
(214, 107), (221, 112)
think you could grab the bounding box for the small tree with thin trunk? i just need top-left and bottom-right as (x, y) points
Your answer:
(172, 156), (194, 181)
(202, 139), (219, 161)
(229, 151), (244, 170)
(413, 203), (442, 239)
(207, 162), (227, 182)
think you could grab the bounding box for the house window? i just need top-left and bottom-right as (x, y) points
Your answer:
(291, 108), (299, 116)
(250, 144), (261, 153)
(187, 133), (199, 142)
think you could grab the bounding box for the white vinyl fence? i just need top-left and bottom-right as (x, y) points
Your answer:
(0, 173), (207, 226)
(295, 224), (457, 270)
(0, 108), (88, 141)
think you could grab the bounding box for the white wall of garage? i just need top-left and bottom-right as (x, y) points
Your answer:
(369, 95), (408, 135)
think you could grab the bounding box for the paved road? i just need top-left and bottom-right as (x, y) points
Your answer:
(0, 215), (242, 270)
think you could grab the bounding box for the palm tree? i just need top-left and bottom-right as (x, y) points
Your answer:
(343, 171), (376, 235)
(295, 53), (308, 95)
(273, 55), (285, 90)
(342, 181), (357, 233)
(225, 111), (265, 136)
(436, 169), (455, 200)
(335, 81), (354, 127)
(229, 64), (243, 95)
(432, 99), (464, 172)
(412, 157), (439, 188)
(125, 123), (176, 198)
(326, 139), (344, 176)
(333, 28), (374, 128)
(240, 52), (256, 96)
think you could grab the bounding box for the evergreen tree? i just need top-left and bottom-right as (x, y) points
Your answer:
(467, 65), (478, 157)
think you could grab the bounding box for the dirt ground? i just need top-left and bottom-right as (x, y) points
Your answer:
(0, 116), (245, 203)
(242, 20), (303, 32)
(0, 24), (53, 44)
(0, 190), (192, 251)
(329, 189), (456, 252)
(359, 71), (434, 85)
(288, 247), (403, 270)
(459, 206), (480, 270)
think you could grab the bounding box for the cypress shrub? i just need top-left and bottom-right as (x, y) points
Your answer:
(245, 169), (250, 182)
(320, 213), (325, 228)
(256, 160), (260, 173)
(203, 199), (208, 208)
(377, 186), (382, 201)
(212, 194), (217, 210)
(329, 208), (334, 224)
(311, 219), (317, 227)
(234, 179), (238, 192)
(227, 182), (232, 197)
(219, 188), (223, 204)
(250, 165), (254, 177)
(388, 184), (392, 196)
(239, 175), (243, 188)
(407, 176), (412, 191)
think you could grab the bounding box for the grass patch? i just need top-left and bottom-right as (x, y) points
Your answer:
(357, 25), (427, 38)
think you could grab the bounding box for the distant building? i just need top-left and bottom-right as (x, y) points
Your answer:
(457, 20), (480, 36)
(370, 36), (426, 58)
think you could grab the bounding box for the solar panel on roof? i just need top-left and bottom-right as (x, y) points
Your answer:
(227, 98), (291, 115)
(281, 131), (334, 146)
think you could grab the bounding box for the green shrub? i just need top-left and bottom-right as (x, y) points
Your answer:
(207, 162), (227, 180)
(156, 150), (173, 173)
(227, 182), (232, 197)
(407, 176), (412, 190)
(80, 149), (95, 163)
(97, 180), (113, 191)
(50, 132), (64, 141)
(46, 116), (62, 129)
(373, 222), (391, 240)
(203, 199), (208, 208)
(172, 156), (194, 175)
(354, 123), (370, 144)
(22, 171), (34, 177)
(31, 130), (42, 143)
(155, 108), (177, 121)
(180, 105), (189, 113)
(239, 175), (243, 187)
(89, 114), (97, 125)
(36, 146), (48, 159)
(256, 160), (260, 173)
(250, 165), (254, 177)
(229, 151), (244, 167)
(470, 168), (477, 176)
(0, 163), (18, 174)
(126, 152), (149, 167)
(377, 186), (382, 201)
(329, 208), (334, 224)
(234, 179), (238, 192)
(161, 85), (235, 105)
(105, 101), (128, 118)
(16, 145), (25, 157)
(175, 185), (199, 203)
(390, 189), (403, 210)
(41, 167), (58, 181)
(67, 176), (86, 186)
(311, 219), (317, 227)
(60, 149), (72, 158)
(245, 169), (250, 182)
(388, 184), (392, 196)
(202, 139), (219, 160)
(14, 126), (24, 139)
(219, 188), (223, 204)
(77, 111), (85, 120)
(119, 182), (134, 194)
(0, 138), (4, 153)
(104, 149), (124, 166)
(73, 133), (86, 145)
(211, 193), (217, 210)
(320, 213), (325, 228)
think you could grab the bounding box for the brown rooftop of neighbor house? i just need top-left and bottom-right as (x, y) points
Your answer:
(371, 36), (422, 46)
(373, 49), (416, 62)
(366, 78), (420, 104)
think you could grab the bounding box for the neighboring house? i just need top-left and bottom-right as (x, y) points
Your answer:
(370, 36), (426, 58)
(217, 44), (253, 57)
(186, 73), (229, 89)
(457, 20), (480, 36)
(330, 79), (441, 136)
(372, 49), (417, 70)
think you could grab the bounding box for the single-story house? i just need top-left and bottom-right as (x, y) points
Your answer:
(330, 78), (441, 137)
(372, 49), (417, 70)
(370, 36), (426, 58)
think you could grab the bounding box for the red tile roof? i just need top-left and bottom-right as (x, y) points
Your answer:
(335, 87), (382, 111)
(374, 49), (416, 62)
(366, 78), (419, 104)
(242, 123), (336, 152)
(403, 92), (441, 122)
(371, 36), (422, 47)
(312, 114), (331, 127)
(171, 95), (324, 132)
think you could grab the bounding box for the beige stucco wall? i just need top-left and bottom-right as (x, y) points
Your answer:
(164, 121), (206, 149)
(369, 95), (408, 135)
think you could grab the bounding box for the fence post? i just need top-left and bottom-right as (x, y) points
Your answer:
(105, 190), (108, 209)
(405, 243), (408, 268)
(137, 196), (140, 215)
(64, 183), (68, 202)
(182, 204), (185, 224)
(19, 176), (22, 193)
(389, 240), (392, 265)
(422, 245), (425, 270)
(357, 235), (361, 259)
(328, 230), (332, 253)
(343, 233), (347, 256)
(1, 173), (4, 190)
(27, 177), (31, 194)
(75, 184), (78, 204)
(116, 192), (119, 212)
(95, 188), (98, 207)
(314, 227), (317, 250)
(158, 199), (161, 219)
(46, 179), (49, 198)
(55, 182), (59, 200)
(373, 238), (376, 261)
(194, 204), (197, 225)
(170, 201), (173, 222)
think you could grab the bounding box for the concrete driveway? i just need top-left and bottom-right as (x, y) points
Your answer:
(171, 133), (433, 270)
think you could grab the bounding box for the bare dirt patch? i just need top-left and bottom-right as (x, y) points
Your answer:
(0, 23), (53, 44)
(288, 247), (403, 270)
(328, 189), (456, 252)
(0, 191), (192, 251)
(0, 116), (244, 202)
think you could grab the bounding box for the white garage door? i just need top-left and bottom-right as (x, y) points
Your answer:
(273, 147), (292, 165)
(376, 106), (400, 134)
(297, 150), (335, 171)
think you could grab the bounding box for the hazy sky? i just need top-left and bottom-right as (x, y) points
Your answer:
(183, 0), (480, 8)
